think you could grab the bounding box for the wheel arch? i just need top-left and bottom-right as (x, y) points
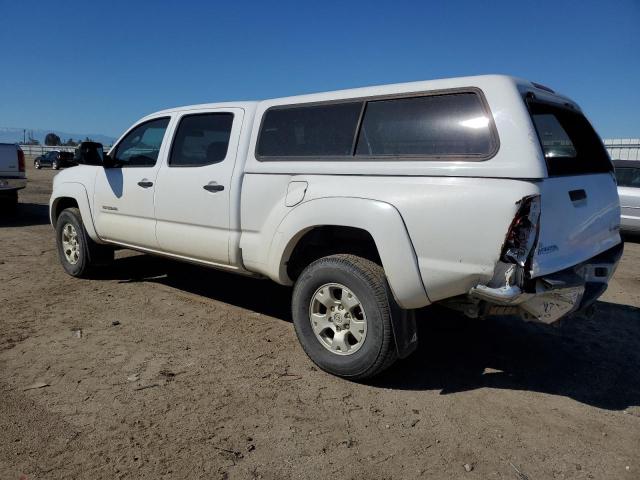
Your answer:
(49, 182), (102, 243)
(267, 197), (430, 309)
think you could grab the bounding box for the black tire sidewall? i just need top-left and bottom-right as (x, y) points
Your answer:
(292, 258), (390, 378)
(56, 209), (89, 276)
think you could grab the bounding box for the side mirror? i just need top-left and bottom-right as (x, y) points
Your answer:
(75, 141), (115, 167)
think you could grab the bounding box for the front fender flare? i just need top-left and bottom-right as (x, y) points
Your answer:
(268, 197), (430, 310)
(49, 182), (102, 243)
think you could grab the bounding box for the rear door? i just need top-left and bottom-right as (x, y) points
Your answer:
(154, 108), (243, 265)
(527, 101), (621, 277)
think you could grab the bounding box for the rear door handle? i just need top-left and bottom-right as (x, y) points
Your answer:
(137, 180), (153, 188)
(203, 183), (224, 192)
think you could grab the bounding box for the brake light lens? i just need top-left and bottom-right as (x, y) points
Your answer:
(17, 148), (25, 172)
(502, 195), (541, 267)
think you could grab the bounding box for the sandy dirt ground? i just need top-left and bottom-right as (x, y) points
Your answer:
(1, 163), (639, 480)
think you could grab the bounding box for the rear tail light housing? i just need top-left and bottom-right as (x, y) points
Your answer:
(17, 148), (25, 173)
(501, 195), (541, 268)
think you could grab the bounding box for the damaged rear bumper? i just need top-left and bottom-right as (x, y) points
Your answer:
(469, 243), (624, 324)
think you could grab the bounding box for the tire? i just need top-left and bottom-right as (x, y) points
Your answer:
(55, 207), (114, 277)
(34, 159), (41, 169)
(52, 160), (59, 170)
(292, 254), (398, 380)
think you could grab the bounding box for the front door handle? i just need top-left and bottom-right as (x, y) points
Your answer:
(137, 180), (153, 188)
(569, 189), (587, 202)
(203, 183), (224, 193)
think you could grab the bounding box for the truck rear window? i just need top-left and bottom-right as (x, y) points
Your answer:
(529, 102), (612, 176)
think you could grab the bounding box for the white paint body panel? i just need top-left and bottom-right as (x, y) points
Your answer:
(49, 75), (622, 310)
(533, 174), (621, 277)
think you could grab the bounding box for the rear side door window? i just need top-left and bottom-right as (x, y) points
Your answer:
(169, 113), (234, 167)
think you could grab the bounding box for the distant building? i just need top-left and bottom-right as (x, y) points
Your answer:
(603, 138), (640, 161)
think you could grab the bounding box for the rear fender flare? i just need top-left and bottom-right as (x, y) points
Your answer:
(268, 197), (430, 310)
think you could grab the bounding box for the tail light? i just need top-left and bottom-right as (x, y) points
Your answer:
(502, 195), (541, 267)
(17, 148), (25, 173)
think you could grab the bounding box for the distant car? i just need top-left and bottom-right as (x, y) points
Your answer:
(34, 151), (76, 170)
(613, 160), (640, 233)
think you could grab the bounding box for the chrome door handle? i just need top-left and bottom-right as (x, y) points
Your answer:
(137, 180), (153, 188)
(203, 183), (224, 192)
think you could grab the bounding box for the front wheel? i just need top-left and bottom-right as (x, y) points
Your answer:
(292, 254), (398, 380)
(52, 160), (59, 170)
(55, 207), (114, 277)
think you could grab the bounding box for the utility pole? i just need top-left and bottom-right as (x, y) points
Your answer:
(23, 129), (26, 144)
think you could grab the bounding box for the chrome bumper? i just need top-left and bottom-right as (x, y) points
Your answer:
(0, 177), (27, 191)
(469, 243), (624, 324)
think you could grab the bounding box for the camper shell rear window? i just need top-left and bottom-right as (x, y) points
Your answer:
(528, 101), (612, 176)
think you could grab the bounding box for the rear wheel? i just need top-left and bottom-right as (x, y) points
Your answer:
(55, 207), (114, 277)
(292, 254), (398, 380)
(34, 159), (41, 169)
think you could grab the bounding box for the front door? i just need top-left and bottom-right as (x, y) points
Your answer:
(154, 108), (243, 265)
(93, 116), (172, 248)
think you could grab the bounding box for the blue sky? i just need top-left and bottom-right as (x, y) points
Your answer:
(1, 0), (638, 138)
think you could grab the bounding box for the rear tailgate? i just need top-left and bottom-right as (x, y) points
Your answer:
(528, 100), (621, 277)
(0, 144), (19, 176)
(533, 173), (620, 277)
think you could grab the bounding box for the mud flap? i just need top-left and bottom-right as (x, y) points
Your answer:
(389, 301), (418, 359)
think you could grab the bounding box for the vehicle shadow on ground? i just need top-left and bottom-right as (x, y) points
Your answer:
(97, 253), (294, 321)
(622, 233), (640, 244)
(101, 253), (640, 411)
(0, 203), (50, 227)
(374, 302), (640, 411)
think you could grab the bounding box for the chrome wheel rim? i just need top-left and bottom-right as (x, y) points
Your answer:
(309, 283), (367, 355)
(61, 223), (80, 265)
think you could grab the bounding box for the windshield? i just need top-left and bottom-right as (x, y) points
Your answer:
(529, 101), (612, 176)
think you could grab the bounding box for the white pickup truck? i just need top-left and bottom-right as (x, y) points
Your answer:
(0, 143), (27, 211)
(49, 75), (622, 379)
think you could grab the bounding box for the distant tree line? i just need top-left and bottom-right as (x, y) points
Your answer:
(44, 133), (93, 147)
